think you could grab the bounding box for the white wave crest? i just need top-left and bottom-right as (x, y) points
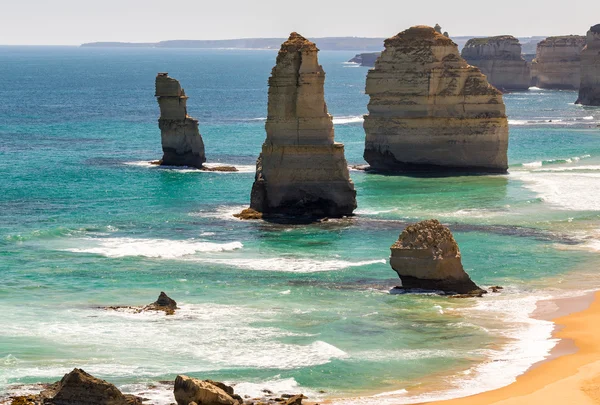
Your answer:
(190, 257), (387, 273)
(124, 161), (254, 173)
(333, 116), (364, 125)
(63, 237), (243, 258)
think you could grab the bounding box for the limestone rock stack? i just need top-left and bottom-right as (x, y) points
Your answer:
(531, 36), (586, 89)
(461, 36), (531, 90)
(390, 220), (484, 295)
(248, 33), (357, 218)
(363, 26), (509, 173)
(156, 73), (206, 168)
(576, 25), (600, 106)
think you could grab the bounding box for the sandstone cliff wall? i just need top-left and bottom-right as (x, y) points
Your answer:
(249, 33), (356, 219)
(363, 26), (509, 173)
(461, 36), (530, 90)
(531, 35), (586, 89)
(156, 73), (206, 168)
(576, 25), (600, 106)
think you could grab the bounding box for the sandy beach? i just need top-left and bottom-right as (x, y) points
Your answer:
(423, 290), (600, 405)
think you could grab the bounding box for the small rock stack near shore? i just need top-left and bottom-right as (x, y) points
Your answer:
(461, 36), (531, 91)
(363, 26), (509, 173)
(156, 73), (206, 168)
(247, 32), (357, 219)
(576, 24), (600, 106)
(531, 36), (586, 89)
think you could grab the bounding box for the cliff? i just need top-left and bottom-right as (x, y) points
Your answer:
(348, 52), (381, 67)
(576, 24), (600, 106)
(531, 35), (586, 89)
(155, 73), (206, 168)
(363, 26), (509, 173)
(247, 33), (357, 219)
(461, 36), (531, 90)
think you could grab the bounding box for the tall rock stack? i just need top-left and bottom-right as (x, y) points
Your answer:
(461, 36), (531, 91)
(363, 26), (509, 173)
(576, 25), (600, 106)
(531, 36), (586, 89)
(249, 33), (357, 218)
(155, 73), (206, 168)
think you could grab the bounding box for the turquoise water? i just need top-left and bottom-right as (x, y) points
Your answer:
(1, 46), (600, 404)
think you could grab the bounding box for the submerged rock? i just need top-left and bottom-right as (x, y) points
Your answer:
(363, 26), (509, 173)
(174, 375), (239, 405)
(247, 33), (357, 220)
(462, 36), (531, 90)
(233, 208), (263, 220)
(576, 24), (600, 106)
(531, 36), (586, 89)
(156, 73), (206, 168)
(390, 219), (485, 295)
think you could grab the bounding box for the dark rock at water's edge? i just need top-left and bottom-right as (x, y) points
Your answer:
(148, 160), (238, 172)
(102, 292), (178, 315)
(247, 33), (356, 222)
(156, 73), (206, 169)
(390, 219), (485, 296)
(576, 24), (600, 106)
(348, 52), (381, 67)
(9, 368), (142, 405)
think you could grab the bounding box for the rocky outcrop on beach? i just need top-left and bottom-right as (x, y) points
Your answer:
(103, 291), (178, 315)
(390, 220), (485, 295)
(247, 33), (357, 219)
(156, 73), (206, 168)
(348, 52), (381, 67)
(576, 25), (600, 106)
(531, 36), (586, 89)
(363, 26), (509, 173)
(461, 36), (531, 90)
(9, 368), (142, 405)
(174, 376), (241, 405)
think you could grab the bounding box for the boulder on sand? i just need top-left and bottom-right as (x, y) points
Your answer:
(174, 375), (240, 405)
(390, 219), (485, 295)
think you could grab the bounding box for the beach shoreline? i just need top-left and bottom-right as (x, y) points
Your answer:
(418, 289), (600, 405)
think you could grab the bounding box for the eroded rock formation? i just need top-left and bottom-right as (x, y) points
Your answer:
(174, 376), (241, 405)
(531, 36), (586, 89)
(462, 36), (530, 90)
(363, 26), (509, 173)
(156, 73), (206, 168)
(348, 52), (381, 67)
(10, 368), (142, 405)
(247, 33), (357, 219)
(390, 220), (484, 295)
(576, 25), (600, 106)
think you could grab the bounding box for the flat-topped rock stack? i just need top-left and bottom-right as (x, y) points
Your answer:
(156, 73), (206, 168)
(363, 26), (509, 173)
(247, 33), (357, 219)
(576, 24), (600, 106)
(531, 36), (586, 89)
(461, 36), (531, 91)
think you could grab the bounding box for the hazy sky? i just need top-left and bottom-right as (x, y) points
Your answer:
(1, 0), (599, 45)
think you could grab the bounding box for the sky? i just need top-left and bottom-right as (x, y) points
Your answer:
(1, 0), (599, 45)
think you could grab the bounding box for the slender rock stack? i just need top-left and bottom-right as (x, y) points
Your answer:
(363, 26), (509, 173)
(576, 24), (600, 106)
(155, 73), (206, 168)
(531, 36), (586, 89)
(247, 33), (357, 219)
(390, 220), (485, 296)
(462, 36), (531, 90)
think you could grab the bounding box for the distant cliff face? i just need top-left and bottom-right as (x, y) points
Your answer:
(576, 24), (600, 106)
(462, 36), (530, 90)
(531, 35), (586, 89)
(348, 52), (381, 67)
(363, 26), (509, 173)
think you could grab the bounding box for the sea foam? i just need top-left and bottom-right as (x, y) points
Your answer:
(189, 257), (387, 273)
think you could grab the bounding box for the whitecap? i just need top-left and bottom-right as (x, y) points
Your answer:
(188, 257), (386, 273)
(332, 116), (364, 125)
(62, 237), (243, 258)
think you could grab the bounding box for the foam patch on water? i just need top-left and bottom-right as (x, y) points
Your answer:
(124, 161), (254, 173)
(332, 116), (364, 125)
(191, 205), (249, 220)
(508, 117), (597, 126)
(331, 292), (568, 405)
(516, 154), (591, 169)
(189, 257), (387, 273)
(62, 237), (243, 258)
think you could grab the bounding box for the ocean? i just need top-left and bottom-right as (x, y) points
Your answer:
(1, 46), (600, 404)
